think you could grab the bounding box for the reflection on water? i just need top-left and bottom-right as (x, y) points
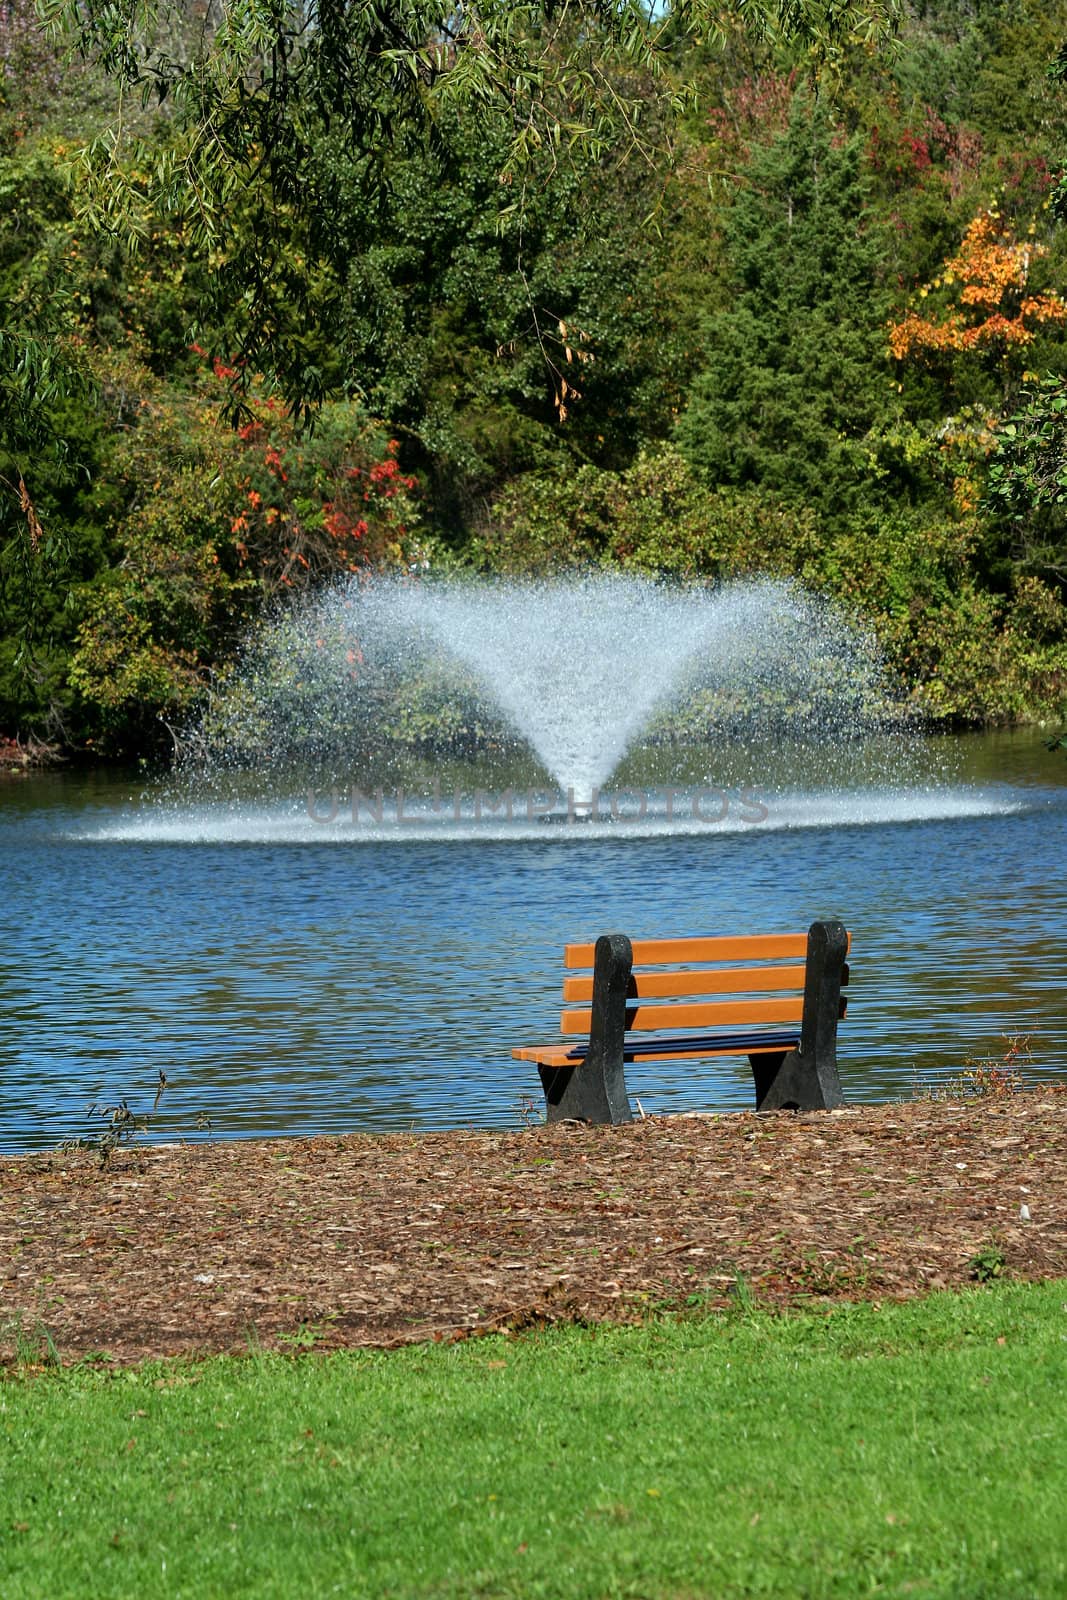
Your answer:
(1, 731), (1065, 1151)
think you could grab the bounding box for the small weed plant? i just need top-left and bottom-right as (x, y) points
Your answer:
(515, 1094), (544, 1127)
(969, 1242), (1007, 1282)
(55, 1073), (214, 1165)
(0, 1313), (61, 1372)
(914, 1035), (1032, 1103)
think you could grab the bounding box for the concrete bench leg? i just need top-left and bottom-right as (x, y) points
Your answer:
(539, 933), (634, 1125)
(750, 1046), (843, 1111)
(750, 919), (848, 1111)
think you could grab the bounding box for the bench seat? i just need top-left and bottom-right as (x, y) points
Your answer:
(513, 1029), (801, 1068)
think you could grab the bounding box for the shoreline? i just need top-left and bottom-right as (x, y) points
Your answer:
(0, 736), (63, 775)
(3, 1090), (1065, 1365)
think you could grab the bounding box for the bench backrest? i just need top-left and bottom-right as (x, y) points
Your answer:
(557, 931), (850, 1038)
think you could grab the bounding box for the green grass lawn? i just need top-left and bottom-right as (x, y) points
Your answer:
(2, 1281), (1065, 1599)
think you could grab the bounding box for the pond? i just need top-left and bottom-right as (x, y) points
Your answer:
(2, 729), (1065, 1153)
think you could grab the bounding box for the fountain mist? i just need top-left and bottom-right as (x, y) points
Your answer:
(186, 573), (905, 795)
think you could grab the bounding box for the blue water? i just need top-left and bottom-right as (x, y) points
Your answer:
(1, 733), (1065, 1151)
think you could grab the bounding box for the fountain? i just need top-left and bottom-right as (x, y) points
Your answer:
(91, 571), (1019, 841)
(386, 576), (888, 798)
(195, 574), (891, 782)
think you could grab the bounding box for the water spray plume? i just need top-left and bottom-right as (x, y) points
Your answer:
(84, 571), (1019, 843)
(187, 572), (903, 793)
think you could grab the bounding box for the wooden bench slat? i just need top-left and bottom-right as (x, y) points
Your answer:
(560, 996), (806, 1034)
(564, 931), (851, 968)
(563, 933), (815, 968)
(562, 963), (809, 1003)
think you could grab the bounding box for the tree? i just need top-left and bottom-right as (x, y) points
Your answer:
(65, 350), (425, 755)
(972, 34), (1067, 547)
(884, 202), (1067, 526)
(38, 0), (903, 417)
(984, 373), (1067, 592)
(675, 96), (892, 525)
(0, 88), (99, 741)
(888, 211), (1067, 370)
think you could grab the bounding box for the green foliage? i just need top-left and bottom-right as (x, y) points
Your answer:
(676, 99), (894, 525)
(986, 374), (1067, 601)
(6, 0), (1067, 747)
(64, 352), (424, 755)
(27, 0), (904, 420)
(313, 106), (682, 499)
(477, 445), (821, 579)
(969, 1242), (1007, 1281)
(477, 448), (1067, 723)
(0, 129), (93, 539)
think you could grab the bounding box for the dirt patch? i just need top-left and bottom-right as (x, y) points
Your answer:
(2, 1091), (1065, 1365)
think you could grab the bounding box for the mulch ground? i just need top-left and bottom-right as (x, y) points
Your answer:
(2, 1090), (1065, 1366)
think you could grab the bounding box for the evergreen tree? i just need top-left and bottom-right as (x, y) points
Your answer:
(676, 99), (892, 526)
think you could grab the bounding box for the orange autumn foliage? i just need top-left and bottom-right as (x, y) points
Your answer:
(888, 212), (1067, 361)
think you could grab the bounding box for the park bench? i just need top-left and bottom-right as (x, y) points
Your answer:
(513, 920), (850, 1124)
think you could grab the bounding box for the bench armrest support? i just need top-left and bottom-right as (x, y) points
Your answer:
(539, 932), (634, 1124)
(756, 918), (848, 1111)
